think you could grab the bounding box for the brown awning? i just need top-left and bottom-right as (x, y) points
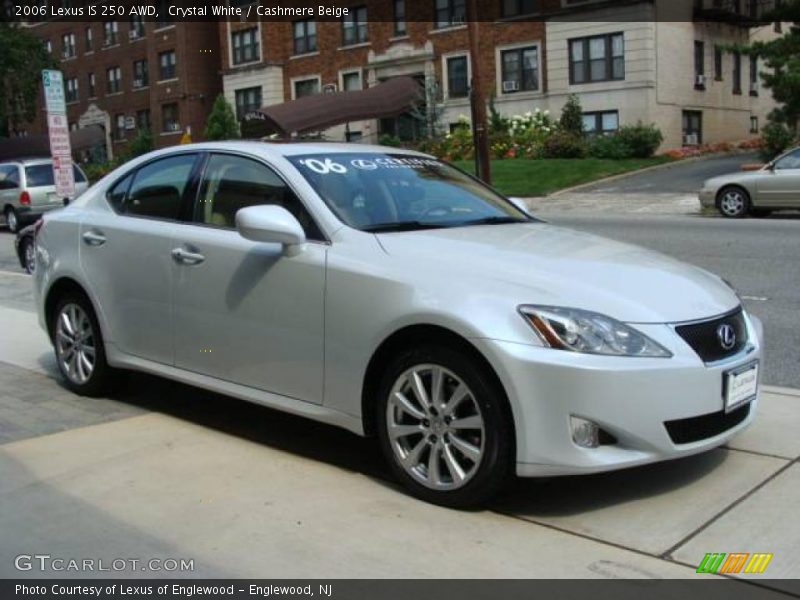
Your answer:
(244, 76), (421, 137)
(0, 125), (106, 160)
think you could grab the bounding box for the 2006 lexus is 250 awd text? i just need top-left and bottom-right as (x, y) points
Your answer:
(33, 142), (762, 507)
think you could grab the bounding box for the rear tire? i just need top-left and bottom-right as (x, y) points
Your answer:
(51, 293), (114, 397)
(20, 237), (35, 274)
(4, 206), (20, 233)
(376, 344), (513, 508)
(717, 186), (751, 218)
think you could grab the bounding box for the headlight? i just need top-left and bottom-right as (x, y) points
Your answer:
(518, 305), (672, 358)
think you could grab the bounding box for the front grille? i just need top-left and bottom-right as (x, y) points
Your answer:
(675, 308), (748, 363)
(664, 403), (750, 445)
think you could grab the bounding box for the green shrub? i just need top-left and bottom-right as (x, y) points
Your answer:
(614, 123), (663, 158)
(559, 94), (584, 137)
(81, 162), (116, 184)
(587, 134), (632, 159)
(542, 131), (586, 158)
(760, 122), (795, 160)
(378, 134), (402, 147)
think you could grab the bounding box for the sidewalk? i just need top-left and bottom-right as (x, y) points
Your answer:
(522, 192), (703, 216)
(0, 304), (798, 585)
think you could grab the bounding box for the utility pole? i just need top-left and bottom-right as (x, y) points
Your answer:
(467, 0), (491, 184)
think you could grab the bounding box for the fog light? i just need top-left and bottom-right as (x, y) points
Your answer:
(570, 416), (599, 448)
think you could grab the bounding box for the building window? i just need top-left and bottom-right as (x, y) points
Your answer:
(342, 6), (368, 46)
(714, 46), (723, 81)
(733, 51), (742, 94)
(342, 70), (362, 91)
(162, 103), (180, 132)
(749, 55), (758, 95)
(115, 114), (126, 141)
(750, 115), (759, 133)
(501, 46), (538, 93)
(61, 33), (75, 59)
(502, 0), (537, 17)
(84, 27), (93, 52)
(155, 0), (173, 28)
(103, 21), (118, 46)
(234, 87), (262, 120)
(582, 110), (619, 135)
(133, 59), (148, 88)
(293, 78), (320, 99)
(569, 33), (624, 84)
(293, 19), (317, 55)
(87, 73), (96, 98)
(65, 77), (79, 103)
(435, 0), (466, 28)
(394, 0), (406, 35)
(694, 40), (705, 88)
(106, 66), (121, 94)
(446, 55), (469, 98)
(682, 110), (702, 145)
(136, 109), (151, 131)
(130, 16), (145, 39)
(231, 28), (259, 65)
(159, 50), (176, 80)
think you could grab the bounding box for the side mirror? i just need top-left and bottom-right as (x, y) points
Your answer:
(508, 196), (531, 216)
(235, 205), (306, 251)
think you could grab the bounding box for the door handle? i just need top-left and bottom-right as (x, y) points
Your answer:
(171, 247), (205, 266)
(82, 230), (106, 246)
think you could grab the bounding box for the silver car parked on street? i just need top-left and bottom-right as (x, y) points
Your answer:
(34, 142), (762, 507)
(0, 158), (89, 233)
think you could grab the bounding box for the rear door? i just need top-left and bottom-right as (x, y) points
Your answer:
(79, 153), (201, 364)
(172, 152), (327, 404)
(757, 149), (800, 207)
(0, 164), (20, 211)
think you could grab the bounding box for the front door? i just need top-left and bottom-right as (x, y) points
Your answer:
(757, 148), (800, 207)
(79, 153), (200, 364)
(172, 152), (327, 404)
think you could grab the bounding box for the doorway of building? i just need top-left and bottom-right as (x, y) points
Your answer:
(682, 110), (703, 146)
(378, 75), (426, 142)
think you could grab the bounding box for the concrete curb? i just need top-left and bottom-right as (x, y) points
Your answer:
(762, 385), (800, 398)
(546, 151), (758, 198)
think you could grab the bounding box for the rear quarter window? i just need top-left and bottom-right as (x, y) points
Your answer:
(24, 165), (55, 187)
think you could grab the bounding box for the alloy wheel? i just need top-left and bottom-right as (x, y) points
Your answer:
(719, 189), (747, 217)
(5, 209), (18, 233)
(386, 364), (485, 491)
(55, 303), (96, 385)
(24, 241), (35, 274)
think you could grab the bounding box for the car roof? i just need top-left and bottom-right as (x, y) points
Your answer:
(145, 140), (431, 160)
(0, 157), (53, 166)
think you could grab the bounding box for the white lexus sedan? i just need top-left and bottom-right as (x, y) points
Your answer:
(33, 142), (762, 507)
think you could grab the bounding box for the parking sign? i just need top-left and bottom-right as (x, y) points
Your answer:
(42, 70), (75, 198)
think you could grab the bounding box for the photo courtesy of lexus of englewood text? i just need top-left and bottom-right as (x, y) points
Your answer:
(0, 0), (798, 598)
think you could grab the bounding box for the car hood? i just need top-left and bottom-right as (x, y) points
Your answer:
(376, 223), (739, 323)
(704, 170), (764, 189)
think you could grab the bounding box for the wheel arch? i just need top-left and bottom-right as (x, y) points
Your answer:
(716, 184), (751, 208)
(44, 277), (102, 343)
(360, 324), (516, 450)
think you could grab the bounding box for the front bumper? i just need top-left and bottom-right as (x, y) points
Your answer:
(473, 312), (763, 477)
(699, 189), (716, 208)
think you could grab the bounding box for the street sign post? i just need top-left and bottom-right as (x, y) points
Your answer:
(42, 69), (75, 199)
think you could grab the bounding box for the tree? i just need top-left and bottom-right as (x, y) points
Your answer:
(204, 95), (240, 141)
(0, 24), (57, 137)
(122, 128), (153, 161)
(737, 2), (800, 134)
(559, 94), (585, 136)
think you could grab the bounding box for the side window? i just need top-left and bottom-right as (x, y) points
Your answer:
(775, 149), (800, 170)
(0, 165), (20, 190)
(124, 154), (197, 220)
(195, 154), (323, 240)
(106, 172), (133, 212)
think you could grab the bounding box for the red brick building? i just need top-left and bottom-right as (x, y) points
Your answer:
(23, 18), (221, 160)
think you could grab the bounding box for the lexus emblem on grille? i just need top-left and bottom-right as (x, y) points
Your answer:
(717, 323), (736, 350)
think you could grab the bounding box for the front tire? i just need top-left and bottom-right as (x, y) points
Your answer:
(51, 293), (113, 396)
(717, 186), (751, 218)
(376, 345), (513, 508)
(4, 206), (20, 233)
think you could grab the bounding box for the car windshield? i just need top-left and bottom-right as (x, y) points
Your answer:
(25, 164), (87, 187)
(287, 152), (529, 232)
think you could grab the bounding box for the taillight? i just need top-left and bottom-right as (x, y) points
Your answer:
(19, 190), (30, 205)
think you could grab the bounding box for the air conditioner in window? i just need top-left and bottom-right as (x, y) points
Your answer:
(683, 133), (699, 146)
(133, 78), (144, 88)
(322, 83), (338, 94)
(129, 30), (141, 40)
(166, 122), (181, 132)
(750, 81), (760, 91)
(502, 80), (520, 93)
(695, 74), (706, 87)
